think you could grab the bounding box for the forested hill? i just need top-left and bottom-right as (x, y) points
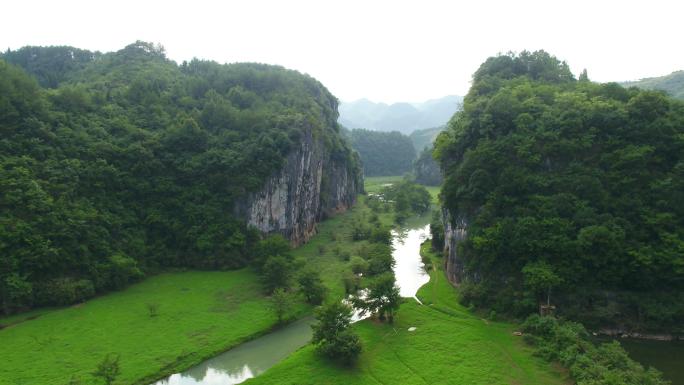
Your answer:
(435, 51), (684, 332)
(622, 70), (684, 99)
(0, 42), (361, 314)
(346, 128), (416, 176)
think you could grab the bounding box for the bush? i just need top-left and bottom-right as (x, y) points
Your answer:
(312, 301), (362, 365)
(298, 269), (327, 305)
(521, 315), (668, 385)
(34, 278), (95, 306)
(350, 256), (369, 275)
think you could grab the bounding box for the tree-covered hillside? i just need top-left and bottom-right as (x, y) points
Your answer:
(413, 146), (442, 186)
(435, 51), (684, 331)
(0, 42), (360, 314)
(409, 125), (445, 152)
(347, 129), (416, 176)
(622, 70), (684, 99)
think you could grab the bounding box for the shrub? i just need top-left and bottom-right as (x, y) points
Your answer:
(34, 278), (95, 306)
(521, 315), (668, 385)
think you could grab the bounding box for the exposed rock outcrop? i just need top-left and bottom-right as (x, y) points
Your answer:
(236, 128), (362, 246)
(442, 208), (469, 285)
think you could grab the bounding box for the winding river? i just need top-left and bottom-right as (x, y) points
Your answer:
(152, 220), (432, 385)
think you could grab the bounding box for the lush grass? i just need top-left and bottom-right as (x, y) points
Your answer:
(0, 196), (383, 385)
(245, 243), (569, 385)
(363, 175), (405, 194)
(0, 270), (284, 385)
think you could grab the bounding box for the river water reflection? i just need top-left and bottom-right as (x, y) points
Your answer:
(391, 224), (431, 299)
(152, 317), (314, 385)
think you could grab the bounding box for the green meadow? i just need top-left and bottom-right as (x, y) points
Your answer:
(0, 196), (387, 385)
(245, 242), (568, 385)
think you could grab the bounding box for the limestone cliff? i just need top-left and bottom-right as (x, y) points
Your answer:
(442, 209), (469, 285)
(236, 128), (362, 246)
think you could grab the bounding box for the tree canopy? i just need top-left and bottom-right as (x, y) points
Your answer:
(347, 128), (416, 176)
(0, 42), (360, 314)
(436, 50), (684, 330)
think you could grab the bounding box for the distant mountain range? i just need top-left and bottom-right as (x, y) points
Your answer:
(621, 70), (684, 99)
(338, 95), (462, 135)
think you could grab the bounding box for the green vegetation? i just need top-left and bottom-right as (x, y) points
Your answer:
(0, 271), (289, 384)
(408, 125), (445, 152)
(363, 175), (404, 194)
(0, 42), (360, 314)
(245, 242), (568, 385)
(347, 128), (416, 176)
(311, 301), (362, 364)
(622, 70), (684, 99)
(0, 193), (397, 384)
(378, 180), (432, 223)
(522, 315), (667, 385)
(412, 145), (442, 185)
(435, 50), (684, 331)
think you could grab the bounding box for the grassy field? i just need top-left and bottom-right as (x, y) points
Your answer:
(365, 175), (440, 204)
(244, 243), (569, 385)
(363, 175), (405, 194)
(0, 195), (388, 385)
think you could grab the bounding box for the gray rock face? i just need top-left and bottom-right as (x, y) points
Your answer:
(236, 129), (361, 246)
(442, 208), (468, 285)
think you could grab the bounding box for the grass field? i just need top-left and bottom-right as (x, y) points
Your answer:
(0, 195), (389, 385)
(244, 243), (569, 385)
(363, 175), (405, 194)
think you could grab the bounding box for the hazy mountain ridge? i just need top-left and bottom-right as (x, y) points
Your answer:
(621, 70), (684, 99)
(339, 95), (462, 135)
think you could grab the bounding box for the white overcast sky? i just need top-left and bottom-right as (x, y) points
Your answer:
(2, 0), (683, 103)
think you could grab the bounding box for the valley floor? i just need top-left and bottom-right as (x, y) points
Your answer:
(0, 179), (568, 385)
(0, 197), (375, 385)
(244, 243), (569, 385)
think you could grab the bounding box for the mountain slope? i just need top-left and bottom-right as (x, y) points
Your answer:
(0, 42), (362, 314)
(621, 70), (684, 99)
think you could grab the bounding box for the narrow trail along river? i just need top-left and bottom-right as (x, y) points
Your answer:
(152, 220), (432, 385)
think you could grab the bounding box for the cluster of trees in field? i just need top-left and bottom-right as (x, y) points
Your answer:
(435, 50), (684, 331)
(346, 128), (416, 176)
(369, 180), (432, 224)
(0, 42), (360, 314)
(522, 315), (668, 385)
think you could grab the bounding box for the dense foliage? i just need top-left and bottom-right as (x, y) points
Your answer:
(347, 128), (416, 176)
(522, 315), (667, 385)
(435, 51), (684, 330)
(412, 146), (442, 185)
(379, 180), (432, 223)
(0, 42), (359, 314)
(311, 301), (362, 364)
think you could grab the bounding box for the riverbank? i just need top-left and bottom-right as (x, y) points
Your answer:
(244, 233), (569, 385)
(0, 195), (390, 385)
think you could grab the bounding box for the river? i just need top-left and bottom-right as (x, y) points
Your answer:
(152, 219), (432, 385)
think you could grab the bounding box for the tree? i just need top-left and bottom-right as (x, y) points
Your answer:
(92, 354), (120, 385)
(298, 269), (327, 305)
(522, 261), (562, 308)
(261, 255), (296, 293)
(270, 288), (292, 324)
(359, 273), (401, 323)
(311, 301), (362, 364)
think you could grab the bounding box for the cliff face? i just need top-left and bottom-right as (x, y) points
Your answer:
(236, 128), (361, 246)
(442, 208), (469, 285)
